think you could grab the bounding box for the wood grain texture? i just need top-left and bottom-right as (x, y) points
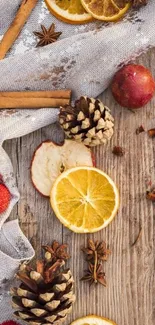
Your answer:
(4, 50), (155, 325)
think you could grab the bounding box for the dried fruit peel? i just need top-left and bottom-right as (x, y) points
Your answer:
(31, 140), (94, 197)
(44, 0), (93, 24)
(81, 0), (130, 22)
(70, 315), (117, 325)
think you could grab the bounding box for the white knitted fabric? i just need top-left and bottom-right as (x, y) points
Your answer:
(0, 219), (35, 322)
(0, 0), (155, 321)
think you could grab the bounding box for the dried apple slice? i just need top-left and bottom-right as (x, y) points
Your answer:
(31, 140), (94, 197)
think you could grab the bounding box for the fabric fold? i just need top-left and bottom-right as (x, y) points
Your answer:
(0, 147), (19, 229)
(0, 109), (59, 229)
(0, 219), (35, 322)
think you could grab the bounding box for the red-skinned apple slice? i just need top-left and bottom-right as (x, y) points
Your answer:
(31, 140), (94, 197)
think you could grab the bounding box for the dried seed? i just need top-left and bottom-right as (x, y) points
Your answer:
(112, 146), (125, 156)
(136, 125), (145, 134)
(146, 189), (155, 202)
(148, 128), (155, 138)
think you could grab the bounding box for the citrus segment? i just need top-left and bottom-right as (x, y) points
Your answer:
(55, 177), (83, 202)
(80, 0), (131, 21)
(50, 166), (119, 233)
(44, 0), (93, 24)
(55, 0), (86, 14)
(68, 169), (89, 196)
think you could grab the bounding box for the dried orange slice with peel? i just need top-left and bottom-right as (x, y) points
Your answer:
(80, 0), (131, 22)
(50, 166), (119, 233)
(44, 0), (93, 24)
(70, 315), (117, 325)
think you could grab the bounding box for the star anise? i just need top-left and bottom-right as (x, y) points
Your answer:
(42, 241), (70, 263)
(81, 239), (110, 286)
(81, 262), (106, 286)
(33, 24), (62, 47)
(82, 239), (110, 262)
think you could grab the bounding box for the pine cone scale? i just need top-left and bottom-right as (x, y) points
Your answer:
(28, 321), (42, 325)
(18, 287), (37, 300)
(18, 311), (32, 319)
(46, 315), (57, 322)
(17, 273), (38, 293)
(39, 292), (55, 302)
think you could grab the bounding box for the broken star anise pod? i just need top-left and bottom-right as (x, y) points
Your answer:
(33, 24), (62, 47)
(81, 262), (106, 286)
(42, 240), (70, 264)
(82, 239), (110, 262)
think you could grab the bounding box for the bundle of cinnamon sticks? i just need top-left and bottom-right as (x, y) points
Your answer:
(0, 90), (71, 109)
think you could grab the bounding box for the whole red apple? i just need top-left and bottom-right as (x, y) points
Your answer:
(111, 64), (155, 109)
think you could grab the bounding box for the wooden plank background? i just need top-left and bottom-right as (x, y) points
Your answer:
(4, 50), (155, 325)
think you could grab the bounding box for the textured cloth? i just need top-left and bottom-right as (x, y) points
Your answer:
(0, 1), (155, 321)
(0, 219), (35, 322)
(0, 0), (155, 226)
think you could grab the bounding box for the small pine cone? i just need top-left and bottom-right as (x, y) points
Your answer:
(11, 244), (75, 325)
(59, 96), (114, 147)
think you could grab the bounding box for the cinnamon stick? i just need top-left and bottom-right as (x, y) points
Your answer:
(0, 89), (71, 99)
(0, 0), (38, 60)
(0, 97), (70, 109)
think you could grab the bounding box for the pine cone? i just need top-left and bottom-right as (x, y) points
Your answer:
(59, 96), (114, 147)
(11, 242), (75, 325)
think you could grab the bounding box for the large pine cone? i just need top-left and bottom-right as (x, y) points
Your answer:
(59, 96), (114, 147)
(11, 242), (75, 325)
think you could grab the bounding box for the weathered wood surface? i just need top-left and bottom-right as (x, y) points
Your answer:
(4, 50), (155, 325)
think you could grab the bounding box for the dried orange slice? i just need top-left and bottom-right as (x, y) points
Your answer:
(44, 0), (93, 24)
(71, 316), (117, 325)
(80, 0), (131, 22)
(50, 166), (119, 233)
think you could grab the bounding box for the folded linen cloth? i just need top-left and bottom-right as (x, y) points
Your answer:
(0, 219), (35, 322)
(0, 1), (155, 321)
